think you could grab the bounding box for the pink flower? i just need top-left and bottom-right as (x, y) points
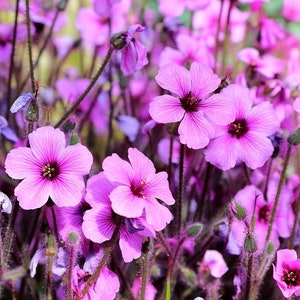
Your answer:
(149, 62), (234, 149)
(72, 251), (120, 300)
(282, 0), (300, 22)
(205, 84), (279, 170)
(202, 250), (228, 278)
(5, 126), (93, 209)
(83, 172), (156, 262)
(273, 249), (300, 298)
(227, 183), (293, 255)
(102, 148), (175, 230)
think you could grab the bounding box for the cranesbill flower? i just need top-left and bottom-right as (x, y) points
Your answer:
(83, 172), (156, 262)
(102, 148), (175, 231)
(5, 126), (93, 209)
(205, 84), (279, 170)
(149, 62), (234, 149)
(273, 249), (300, 298)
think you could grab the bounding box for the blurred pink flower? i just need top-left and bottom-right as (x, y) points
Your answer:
(5, 126), (93, 209)
(282, 0), (300, 22)
(273, 249), (300, 298)
(202, 250), (228, 278)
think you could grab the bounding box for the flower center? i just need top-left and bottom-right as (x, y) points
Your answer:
(41, 162), (59, 180)
(228, 119), (248, 139)
(258, 204), (271, 223)
(282, 270), (300, 287)
(180, 91), (199, 112)
(131, 179), (147, 198)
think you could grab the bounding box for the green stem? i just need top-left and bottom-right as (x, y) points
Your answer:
(25, 0), (36, 93)
(81, 223), (120, 297)
(140, 239), (150, 300)
(245, 254), (253, 300)
(55, 47), (114, 128)
(265, 144), (291, 246)
(221, 0), (235, 76)
(66, 245), (75, 300)
(18, 7), (60, 94)
(177, 143), (185, 236)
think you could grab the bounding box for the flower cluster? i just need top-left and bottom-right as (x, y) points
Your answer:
(1, 0), (300, 299)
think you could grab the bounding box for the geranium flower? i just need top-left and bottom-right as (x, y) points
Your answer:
(205, 84), (279, 170)
(83, 172), (156, 262)
(273, 249), (300, 298)
(102, 148), (175, 230)
(149, 62), (234, 149)
(5, 126), (93, 209)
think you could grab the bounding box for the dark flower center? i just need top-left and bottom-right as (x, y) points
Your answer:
(228, 119), (248, 139)
(258, 204), (271, 223)
(282, 269), (300, 287)
(131, 179), (147, 198)
(180, 91), (199, 112)
(41, 162), (60, 180)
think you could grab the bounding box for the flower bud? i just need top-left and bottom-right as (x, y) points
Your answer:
(287, 128), (300, 146)
(244, 232), (257, 253)
(110, 33), (127, 50)
(231, 201), (247, 220)
(186, 223), (203, 237)
(25, 100), (39, 122)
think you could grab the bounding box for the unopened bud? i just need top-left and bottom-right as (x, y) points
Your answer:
(186, 223), (203, 237)
(244, 233), (257, 253)
(267, 242), (274, 255)
(45, 234), (56, 257)
(57, 0), (68, 10)
(25, 100), (39, 122)
(231, 202), (247, 220)
(67, 232), (79, 245)
(288, 128), (300, 146)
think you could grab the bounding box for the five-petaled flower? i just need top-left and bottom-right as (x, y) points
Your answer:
(273, 249), (300, 298)
(149, 62), (234, 149)
(102, 147), (175, 231)
(205, 84), (279, 170)
(5, 126), (93, 209)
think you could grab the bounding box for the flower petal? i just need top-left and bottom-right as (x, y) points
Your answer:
(119, 228), (143, 262)
(178, 112), (214, 149)
(109, 186), (144, 218)
(190, 62), (220, 99)
(82, 206), (115, 243)
(155, 63), (190, 97)
(149, 95), (184, 123)
(5, 147), (40, 179)
(15, 177), (51, 209)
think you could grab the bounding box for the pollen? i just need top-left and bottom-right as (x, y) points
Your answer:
(228, 119), (248, 139)
(282, 270), (300, 287)
(42, 162), (59, 180)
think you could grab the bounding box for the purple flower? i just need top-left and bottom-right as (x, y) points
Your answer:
(5, 126), (93, 209)
(118, 24), (148, 76)
(201, 250), (228, 278)
(149, 62), (234, 149)
(0, 116), (18, 142)
(205, 84), (279, 170)
(102, 148), (175, 231)
(10, 93), (34, 113)
(273, 249), (300, 298)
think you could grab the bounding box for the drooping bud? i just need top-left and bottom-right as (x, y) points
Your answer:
(45, 234), (56, 257)
(110, 32), (127, 50)
(57, 0), (68, 11)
